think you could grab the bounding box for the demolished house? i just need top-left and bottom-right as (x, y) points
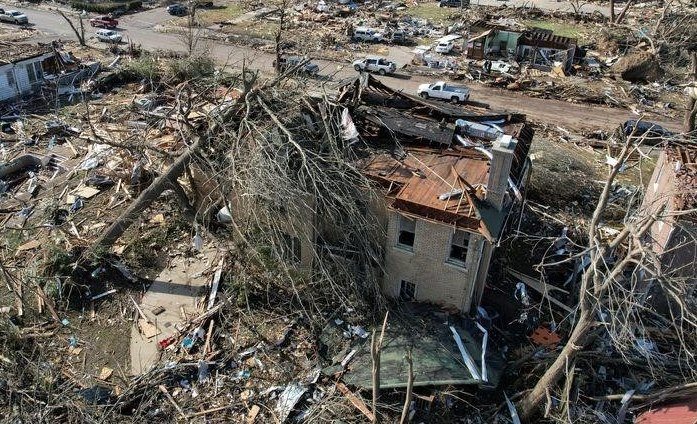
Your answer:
(0, 44), (55, 103)
(0, 42), (95, 106)
(466, 20), (522, 60)
(639, 145), (696, 283)
(516, 29), (579, 73)
(337, 75), (533, 312)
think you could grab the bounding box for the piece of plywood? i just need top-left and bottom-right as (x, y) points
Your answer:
(97, 367), (113, 380)
(16, 240), (41, 253)
(138, 318), (160, 339)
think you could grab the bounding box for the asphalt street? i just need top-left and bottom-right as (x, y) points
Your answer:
(0, 2), (679, 132)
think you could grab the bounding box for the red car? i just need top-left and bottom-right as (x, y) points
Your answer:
(89, 16), (118, 28)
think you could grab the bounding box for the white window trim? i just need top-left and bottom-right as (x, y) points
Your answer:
(445, 230), (470, 269)
(395, 215), (416, 252)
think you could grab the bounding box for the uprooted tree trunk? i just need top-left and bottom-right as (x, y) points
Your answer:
(274, 0), (289, 74)
(517, 134), (665, 420)
(59, 11), (85, 47)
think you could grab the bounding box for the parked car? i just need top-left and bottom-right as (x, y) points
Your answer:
(439, 0), (469, 7)
(95, 28), (122, 43)
(435, 41), (454, 54)
(273, 56), (320, 75)
(417, 81), (470, 104)
(89, 15), (118, 28)
(0, 10), (28, 24)
(352, 57), (396, 76)
(166, 4), (188, 15)
(352, 27), (383, 43)
(390, 30), (409, 45)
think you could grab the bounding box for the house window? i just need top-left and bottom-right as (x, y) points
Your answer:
(447, 230), (470, 267)
(33, 62), (43, 79)
(397, 215), (416, 250)
(281, 233), (301, 264)
(5, 70), (15, 88)
(26, 63), (37, 84)
(399, 280), (416, 301)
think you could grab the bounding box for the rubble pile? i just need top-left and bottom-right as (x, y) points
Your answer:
(0, 0), (696, 417)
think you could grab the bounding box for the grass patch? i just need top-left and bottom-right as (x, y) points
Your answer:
(198, 3), (246, 24)
(398, 3), (457, 24)
(524, 19), (584, 39)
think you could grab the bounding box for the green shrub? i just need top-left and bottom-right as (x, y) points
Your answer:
(125, 56), (161, 80)
(166, 56), (215, 83)
(70, 0), (142, 13)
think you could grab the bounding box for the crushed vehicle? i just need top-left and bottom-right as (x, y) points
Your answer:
(273, 56), (320, 75)
(623, 119), (674, 141)
(483, 60), (517, 74)
(89, 15), (118, 28)
(166, 4), (188, 15)
(352, 57), (396, 76)
(0, 9), (28, 24)
(390, 30), (409, 45)
(352, 27), (384, 43)
(95, 29), (122, 43)
(439, 0), (469, 7)
(435, 40), (454, 54)
(417, 81), (471, 103)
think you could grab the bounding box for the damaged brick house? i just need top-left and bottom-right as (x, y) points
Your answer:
(210, 76), (533, 314)
(337, 76), (533, 313)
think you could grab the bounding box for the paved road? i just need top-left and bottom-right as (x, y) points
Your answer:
(1, 3), (679, 132)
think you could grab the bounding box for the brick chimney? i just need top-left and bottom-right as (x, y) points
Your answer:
(486, 134), (517, 211)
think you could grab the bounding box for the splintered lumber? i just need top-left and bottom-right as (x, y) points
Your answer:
(337, 382), (375, 422)
(84, 138), (201, 259)
(207, 256), (224, 310)
(507, 269), (574, 313)
(159, 384), (186, 418)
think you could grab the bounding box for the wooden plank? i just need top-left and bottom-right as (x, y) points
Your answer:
(336, 382), (375, 422)
(507, 269), (574, 313)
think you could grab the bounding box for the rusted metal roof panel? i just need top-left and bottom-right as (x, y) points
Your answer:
(635, 398), (697, 424)
(361, 149), (489, 232)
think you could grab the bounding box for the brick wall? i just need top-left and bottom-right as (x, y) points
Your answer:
(382, 210), (488, 312)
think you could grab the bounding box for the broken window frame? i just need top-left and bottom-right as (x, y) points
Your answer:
(447, 229), (470, 267)
(399, 280), (416, 301)
(396, 215), (416, 251)
(5, 70), (15, 89)
(26, 62), (37, 84)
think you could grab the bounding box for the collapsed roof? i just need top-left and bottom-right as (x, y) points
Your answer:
(339, 75), (534, 240)
(0, 43), (53, 65)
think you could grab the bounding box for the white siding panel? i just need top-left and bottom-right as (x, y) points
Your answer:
(0, 64), (17, 101)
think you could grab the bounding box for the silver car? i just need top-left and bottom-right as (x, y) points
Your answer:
(96, 29), (122, 43)
(0, 10), (29, 24)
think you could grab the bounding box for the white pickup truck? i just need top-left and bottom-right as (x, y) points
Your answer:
(417, 81), (470, 104)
